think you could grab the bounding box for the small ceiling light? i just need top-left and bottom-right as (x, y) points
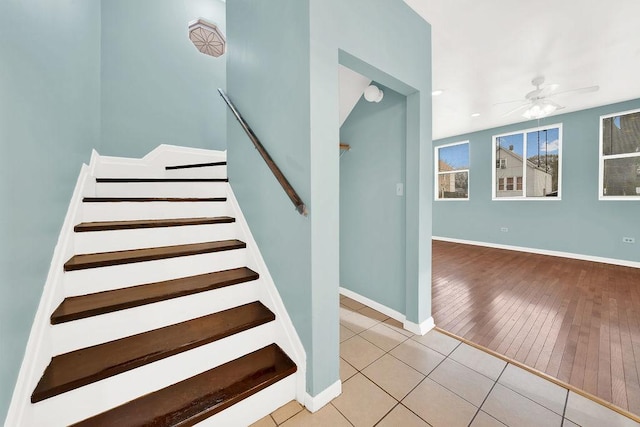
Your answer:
(188, 18), (226, 57)
(471, 112), (481, 117)
(364, 85), (384, 103)
(432, 90), (444, 96)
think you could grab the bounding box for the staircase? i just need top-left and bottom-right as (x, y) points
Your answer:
(7, 146), (305, 426)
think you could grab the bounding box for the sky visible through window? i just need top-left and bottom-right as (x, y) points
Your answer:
(497, 133), (523, 156)
(439, 143), (469, 170)
(527, 128), (560, 159)
(496, 129), (559, 159)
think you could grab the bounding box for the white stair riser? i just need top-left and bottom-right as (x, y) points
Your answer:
(82, 201), (231, 222)
(74, 223), (238, 253)
(63, 249), (248, 296)
(28, 323), (277, 427)
(52, 281), (259, 354)
(94, 182), (227, 198)
(164, 166), (227, 179)
(200, 375), (297, 426)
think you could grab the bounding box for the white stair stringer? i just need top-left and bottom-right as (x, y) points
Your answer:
(5, 164), (93, 427)
(6, 145), (306, 427)
(225, 184), (308, 406)
(90, 144), (227, 179)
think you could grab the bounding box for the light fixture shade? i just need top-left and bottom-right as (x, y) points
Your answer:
(522, 99), (558, 119)
(188, 19), (226, 57)
(364, 85), (384, 103)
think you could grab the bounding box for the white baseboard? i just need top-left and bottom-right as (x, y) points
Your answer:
(403, 317), (435, 336)
(304, 380), (342, 413)
(432, 236), (640, 269)
(339, 287), (405, 324)
(339, 287), (434, 336)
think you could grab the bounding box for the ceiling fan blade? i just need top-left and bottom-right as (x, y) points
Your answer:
(501, 103), (529, 117)
(493, 98), (525, 106)
(544, 99), (563, 109)
(538, 83), (560, 97)
(553, 85), (599, 97)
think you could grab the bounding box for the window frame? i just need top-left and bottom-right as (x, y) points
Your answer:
(492, 123), (563, 201)
(599, 108), (640, 201)
(434, 140), (470, 201)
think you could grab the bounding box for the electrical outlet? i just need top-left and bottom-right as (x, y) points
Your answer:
(501, 227), (508, 232)
(623, 237), (635, 244)
(396, 183), (404, 196)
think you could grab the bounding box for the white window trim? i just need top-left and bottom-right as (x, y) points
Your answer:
(599, 108), (640, 201)
(492, 123), (563, 201)
(434, 140), (470, 201)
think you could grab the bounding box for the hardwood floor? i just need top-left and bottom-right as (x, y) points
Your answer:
(432, 240), (640, 415)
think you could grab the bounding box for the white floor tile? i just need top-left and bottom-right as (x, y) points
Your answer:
(565, 392), (639, 427)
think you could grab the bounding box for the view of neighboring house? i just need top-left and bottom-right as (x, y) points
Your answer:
(436, 142), (469, 199)
(602, 112), (640, 196)
(496, 145), (553, 197)
(437, 160), (456, 196)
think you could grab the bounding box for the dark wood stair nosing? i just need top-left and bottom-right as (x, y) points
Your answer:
(95, 178), (228, 183)
(165, 161), (227, 170)
(82, 197), (227, 203)
(32, 301), (276, 403)
(74, 216), (235, 232)
(69, 344), (296, 427)
(50, 267), (260, 324)
(63, 240), (246, 272)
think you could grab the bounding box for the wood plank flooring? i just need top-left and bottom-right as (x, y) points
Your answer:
(432, 240), (640, 415)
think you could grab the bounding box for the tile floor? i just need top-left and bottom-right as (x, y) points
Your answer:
(251, 296), (639, 427)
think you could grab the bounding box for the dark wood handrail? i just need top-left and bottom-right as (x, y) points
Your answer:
(218, 89), (308, 216)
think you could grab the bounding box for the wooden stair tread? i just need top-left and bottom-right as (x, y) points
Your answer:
(165, 161), (227, 170)
(74, 216), (235, 232)
(32, 301), (275, 403)
(63, 240), (245, 271)
(83, 197), (226, 202)
(70, 344), (296, 427)
(51, 267), (259, 324)
(95, 177), (228, 182)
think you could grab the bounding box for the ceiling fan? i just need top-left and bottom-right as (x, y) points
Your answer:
(499, 76), (599, 119)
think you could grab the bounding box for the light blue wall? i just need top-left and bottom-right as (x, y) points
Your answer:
(0, 0), (101, 422)
(100, 0), (227, 157)
(434, 99), (640, 263)
(310, 0), (432, 330)
(227, 0), (431, 397)
(340, 85), (407, 313)
(226, 0), (315, 391)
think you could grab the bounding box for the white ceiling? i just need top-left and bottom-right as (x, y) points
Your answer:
(338, 65), (371, 127)
(403, 0), (640, 140)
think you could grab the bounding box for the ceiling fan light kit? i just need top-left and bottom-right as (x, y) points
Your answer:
(523, 99), (558, 119)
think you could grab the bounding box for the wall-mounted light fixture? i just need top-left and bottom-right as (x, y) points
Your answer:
(363, 84), (384, 103)
(188, 18), (226, 57)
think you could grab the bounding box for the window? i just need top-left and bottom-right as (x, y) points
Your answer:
(492, 124), (562, 200)
(599, 109), (640, 200)
(435, 141), (469, 200)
